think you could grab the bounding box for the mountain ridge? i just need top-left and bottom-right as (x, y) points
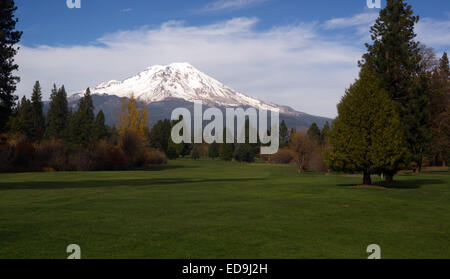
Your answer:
(68, 62), (332, 128)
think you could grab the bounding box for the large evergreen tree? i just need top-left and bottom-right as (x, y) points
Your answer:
(279, 120), (289, 147)
(93, 110), (108, 141)
(8, 96), (33, 138)
(30, 81), (45, 142)
(362, 0), (428, 175)
(326, 67), (408, 185)
(45, 85), (69, 140)
(0, 0), (22, 132)
(70, 88), (95, 146)
(149, 119), (172, 154)
(321, 121), (331, 145)
(431, 53), (450, 166)
(307, 123), (321, 144)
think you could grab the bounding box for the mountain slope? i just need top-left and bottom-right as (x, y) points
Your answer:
(69, 63), (332, 128)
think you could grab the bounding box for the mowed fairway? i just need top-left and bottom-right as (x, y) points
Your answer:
(0, 160), (449, 259)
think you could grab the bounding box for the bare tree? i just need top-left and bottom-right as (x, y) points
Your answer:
(289, 132), (314, 173)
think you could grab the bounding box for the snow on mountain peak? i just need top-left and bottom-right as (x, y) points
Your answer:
(73, 62), (280, 111)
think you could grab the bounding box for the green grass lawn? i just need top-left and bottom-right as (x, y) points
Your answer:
(0, 159), (448, 259)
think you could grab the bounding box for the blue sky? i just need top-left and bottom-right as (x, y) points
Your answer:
(14, 0), (450, 117)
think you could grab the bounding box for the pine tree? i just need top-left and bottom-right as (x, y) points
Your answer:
(93, 110), (108, 141)
(321, 121), (331, 145)
(208, 142), (220, 159)
(30, 81), (45, 142)
(0, 0), (22, 132)
(8, 96), (33, 138)
(326, 67), (408, 185)
(362, 0), (428, 175)
(45, 85), (69, 140)
(149, 119), (172, 154)
(431, 53), (450, 166)
(279, 120), (289, 147)
(219, 144), (233, 161)
(70, 88), (95, 146)
(307, 123), (321, 144)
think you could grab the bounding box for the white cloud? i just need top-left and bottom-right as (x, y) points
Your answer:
(121, 8), (132, 13)
(416, 18), (450, 48)
(200, 0), (268, 13)
(324, 12), (450, 50)
(323, 12), (378, 30)
(16, 17), (363, 118)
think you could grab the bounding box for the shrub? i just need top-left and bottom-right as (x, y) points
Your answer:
(36, 140), (70, 171)
(167, 144), (178, 160)
(69, 148), (95, 171)
(191, 146), (200, 160)
(208, 142), (219, 159)
(0, 143), (14, 172)
(234, 144), (256, 163)
(11, 138), (36, 170)
(219, 144), (234, 161)
(268, 148), (294, 164)
(144, 149), (168, 165)
(92, 140), (127, 170)
(119, 129), (147, 167)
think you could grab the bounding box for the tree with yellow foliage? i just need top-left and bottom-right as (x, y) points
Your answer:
(117, 93), (149, 138)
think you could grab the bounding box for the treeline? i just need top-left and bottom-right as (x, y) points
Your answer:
(0, 83), (167, 172)
(148, 118), (263, 163)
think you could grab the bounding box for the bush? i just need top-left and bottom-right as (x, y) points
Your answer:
(69, 148), (95, 171)
(234, 144), (256, 163)
(167, 144), (178, 160)
(10, 136), (36, 171)
(306, 146), (328, 172)
(92, 140), (127, 170)
(0, 143), (14, 172)
(219, 144), (234, 161)
(268, 148), (294, 164)
(36, 140), (70, 171)
(144, 149), (168, 165)
(191, 146), (200, 160)
(208, 142), (219, 159)
(119, 129), (147, 167)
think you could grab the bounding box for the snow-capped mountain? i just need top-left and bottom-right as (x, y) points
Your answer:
(71, 62), (286, 112)
(67, 62), (332, 128)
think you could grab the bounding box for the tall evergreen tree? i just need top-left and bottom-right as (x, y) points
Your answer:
(307, 123), (321, 144)
(45, 85), (69, 140)
(326, 67), (408, 185)
(93, 110), (108, 141)
(431, 52), (450, 166)
(149, 119), (172, 154)
(0, 0), (22, 132)
(362, 0), (428, 175)
(321, 121), (331, 145)
(208, 142), (220, 159)
(70, 88), (95, 145)
(30, 81), (45, 142)
(279, 120), (289, 147)
(8, 96), (33, 138)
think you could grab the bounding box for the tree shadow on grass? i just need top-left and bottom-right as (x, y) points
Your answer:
(338, 178), (445, 189)
(0, 177), (263, 191)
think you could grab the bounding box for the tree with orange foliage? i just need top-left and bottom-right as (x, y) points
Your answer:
(289, 131), (314, 173)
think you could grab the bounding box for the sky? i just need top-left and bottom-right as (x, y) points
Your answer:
(14, 0), (450, 118)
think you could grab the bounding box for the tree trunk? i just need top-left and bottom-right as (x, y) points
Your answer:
(443, 159), (447, 167)
(363, 171), (372, 185)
